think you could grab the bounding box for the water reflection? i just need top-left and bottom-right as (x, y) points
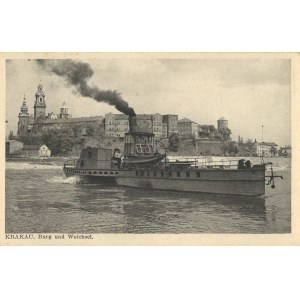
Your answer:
(74, 185), (267, 233)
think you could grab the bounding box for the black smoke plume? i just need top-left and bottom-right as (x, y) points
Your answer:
(36, 59), (136, 116)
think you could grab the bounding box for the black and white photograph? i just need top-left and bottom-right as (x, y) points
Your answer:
(2, 53), (295, 244)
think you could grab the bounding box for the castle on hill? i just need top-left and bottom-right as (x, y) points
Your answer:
(17, 83), (104, 135)
(17, 83), (229, 141)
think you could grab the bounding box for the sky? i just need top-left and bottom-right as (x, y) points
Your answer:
(6, 58), (291, 146)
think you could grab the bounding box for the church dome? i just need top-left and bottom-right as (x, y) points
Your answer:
(218, 116), (227, 121)
(20, 96), (29, 114)
(61, 101), (68, 109)
(21, 101), (28, 110)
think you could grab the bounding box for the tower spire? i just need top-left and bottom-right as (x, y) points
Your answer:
(34, 82), (46, 120)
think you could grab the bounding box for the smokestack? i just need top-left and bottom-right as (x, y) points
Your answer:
(129, 116), (137, 132)
(35, 59), (136, 116)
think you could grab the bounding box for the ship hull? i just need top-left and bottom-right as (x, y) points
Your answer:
(64, 166), (266, 196)
(116, 177), (264, 196)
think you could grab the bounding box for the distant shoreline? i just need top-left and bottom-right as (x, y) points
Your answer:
(5, 156), (76, 164)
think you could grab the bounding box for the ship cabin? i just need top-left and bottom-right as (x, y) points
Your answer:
(124, 131), (155, 157)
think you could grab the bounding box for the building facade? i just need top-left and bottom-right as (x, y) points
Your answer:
(178, 118), (198, 138)
(37, 116), (104, 133)
(255, 142), (278, 157)
(279, 146), (291, 158)
(5, 140), (24, 157)
(105, 113), (172, 138)
(152, 113), (165, 138)
(105, 113), (129, 137)
(162, 115), (178, 137)
(21, 144), (51, 157)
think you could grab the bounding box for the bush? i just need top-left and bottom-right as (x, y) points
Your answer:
(168, 133), (180, 152)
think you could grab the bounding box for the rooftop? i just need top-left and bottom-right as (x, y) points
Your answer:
(22, 144), (43, 150)
(34, 116), (104, 125)
(257, 142), (278, 147)
(61, 101), (68, 109)
(178, 118), (196, 123)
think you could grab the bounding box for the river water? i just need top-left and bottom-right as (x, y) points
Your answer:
(5, 157), (291, 233)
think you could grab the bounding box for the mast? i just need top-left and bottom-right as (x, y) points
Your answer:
(261, 125), (264, 163)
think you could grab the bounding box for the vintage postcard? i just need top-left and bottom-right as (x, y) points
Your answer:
(0, 52), (299, 245)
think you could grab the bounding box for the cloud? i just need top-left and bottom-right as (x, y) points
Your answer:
(217, 59), (291, 87)
(159, 59), (291, 87)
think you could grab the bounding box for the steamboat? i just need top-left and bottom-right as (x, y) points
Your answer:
(63, 116), (282, 196)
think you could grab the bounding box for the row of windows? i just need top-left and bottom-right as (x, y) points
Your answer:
(66, 169), (119, 175)
(23, 151), (38, 155)
(107, 127), (128, 131)
(107, 122), (129, 125)
(135, 170), (200, 178)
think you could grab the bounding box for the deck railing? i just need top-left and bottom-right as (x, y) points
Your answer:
(63, 159), (77, 168)
(167, 157), (240, 169)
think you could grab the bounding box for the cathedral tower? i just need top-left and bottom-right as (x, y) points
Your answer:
(18, 96), (30, 135)
(60, 102), (69, 119)
(34, 83), (46, 120)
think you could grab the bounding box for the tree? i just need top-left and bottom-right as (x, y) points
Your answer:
(200, 125), (209, 131)
(218, 127), (232, 141)
(199, 131), (209, 138)
(72, 124), (82, 138)
(41, 128), (75, 156)
(220, 141), (230, 156)
(245, 139), (256, 152)
(228, 141), (239, 156)
(168, 133), (180, 152)
(208, 125), (217, 134)
(85, 125), (95, 136)
(60, 137), (75, 154)
(214, 132), (223, 141)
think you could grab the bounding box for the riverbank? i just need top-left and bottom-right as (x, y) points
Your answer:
(5, 156), (76, 165)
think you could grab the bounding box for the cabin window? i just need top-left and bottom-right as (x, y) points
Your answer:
(110, 172), (114, 174)
(161, 172), (164, 177)
(196, 171), (200, 177)
(104, 172), (108, 174)
(93, 171), (97, 174)
(147, 171), (150, 177)
(177, 171), (181, 177)
(186, 172), (190, 177)
(153, 171), (157, 177)
(115, 172), (119, 175)
(80, 160), (84, 167)
(168, 172), (172, 177)
(88, 152), (92, 158)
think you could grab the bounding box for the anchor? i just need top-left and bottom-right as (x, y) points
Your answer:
(265, 162), (283, 189)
